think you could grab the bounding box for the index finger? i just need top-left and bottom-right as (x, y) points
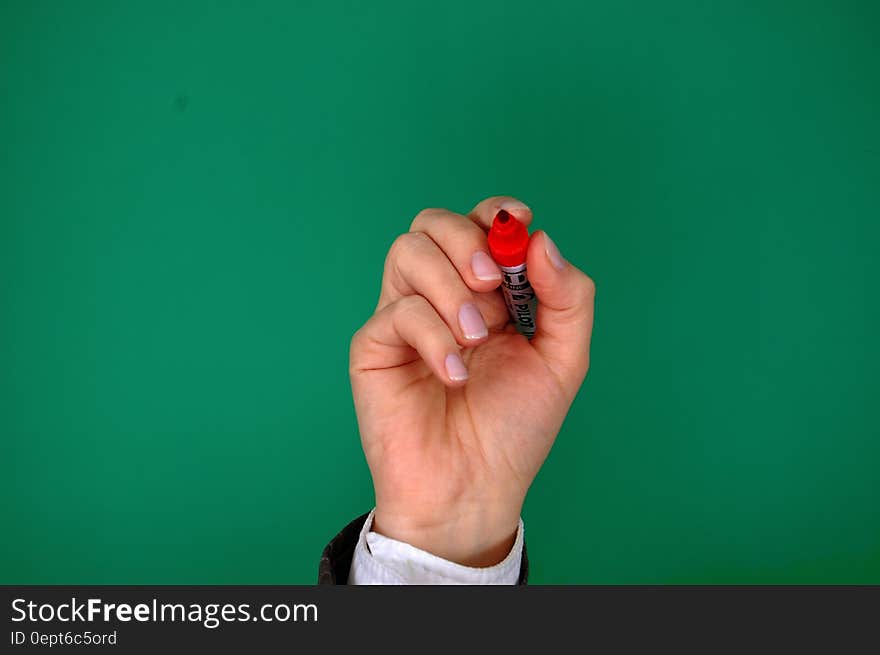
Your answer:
(467, 196), (533, 231)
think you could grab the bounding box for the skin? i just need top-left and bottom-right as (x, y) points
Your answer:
(350, 196), (596, 567)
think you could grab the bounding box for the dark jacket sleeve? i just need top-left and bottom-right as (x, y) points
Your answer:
(317, 512), (529, 584)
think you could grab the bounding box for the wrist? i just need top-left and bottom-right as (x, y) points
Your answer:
(372, 500), (522, 568)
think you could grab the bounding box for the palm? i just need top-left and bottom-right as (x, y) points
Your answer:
(353, 321), (568, 517)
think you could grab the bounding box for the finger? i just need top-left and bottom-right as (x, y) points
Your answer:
(378, 231), (493, 345)
(410, 208), (504, 293)
(467, 196), (533, 232)
(526, 230), (596, 394)
(350, 295), (470, 386)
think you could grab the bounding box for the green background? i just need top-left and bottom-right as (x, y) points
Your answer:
(2, 0), (878, 584)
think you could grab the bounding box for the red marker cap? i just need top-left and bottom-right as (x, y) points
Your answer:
(488, 210), (530, 267)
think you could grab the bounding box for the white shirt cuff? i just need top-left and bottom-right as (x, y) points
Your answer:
(348, 509), (524, 585)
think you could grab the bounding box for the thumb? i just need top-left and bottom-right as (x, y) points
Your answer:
(526, 230), (596, 394)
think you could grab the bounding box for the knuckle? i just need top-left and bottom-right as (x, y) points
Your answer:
(408, 230), (433, 247)
(392, 296), (435, 335)
(410, 207), (445, 230)
(385, 231), (427, 272)
(578, 271), (597, 301)
(349, 324), (368, 352)
(481, 195), (507, 209)
(348, 327), (366, 370)
(395, 293), (430, 316)
(389, 231), (430, 259)
(386, 232), (410, 261)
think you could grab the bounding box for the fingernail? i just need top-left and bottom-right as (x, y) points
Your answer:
(544, 232), (567, 271)
(445, 352), (468, 381)
(458, 302), (488, 340)
(471, 251), (502, 281)
(498, 198), (530, 216)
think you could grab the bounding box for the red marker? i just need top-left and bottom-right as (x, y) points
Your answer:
(488, 210), (537, 339)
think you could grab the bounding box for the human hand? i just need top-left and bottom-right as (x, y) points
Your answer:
(349, 196), (595, 566)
